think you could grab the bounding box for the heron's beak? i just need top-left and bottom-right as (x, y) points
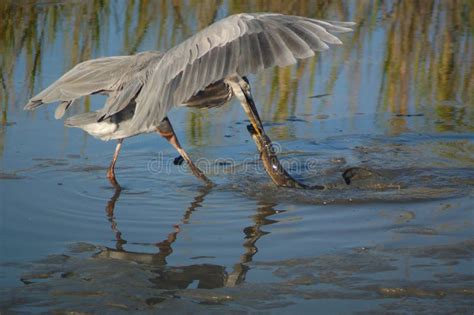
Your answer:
(241, 88), (265, 138)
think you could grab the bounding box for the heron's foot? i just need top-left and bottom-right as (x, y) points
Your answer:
(246, 123), (256, 134)
(106, 169), (114, 181)
(106, 168), (115, 180)
(174, 155), (184, 165)
(106, 169), (121, 189)
(186, 162), (215, 187)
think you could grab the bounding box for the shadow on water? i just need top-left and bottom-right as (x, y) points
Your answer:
(98, 182), (278, 289)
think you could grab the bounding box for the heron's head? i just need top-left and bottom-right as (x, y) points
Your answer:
(239, 76), (251, 93)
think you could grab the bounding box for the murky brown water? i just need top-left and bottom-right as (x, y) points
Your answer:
(1, 0), (473, 313)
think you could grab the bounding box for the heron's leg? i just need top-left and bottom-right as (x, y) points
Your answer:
(107, 139), (124, 186)
(157, 117), (213, 186)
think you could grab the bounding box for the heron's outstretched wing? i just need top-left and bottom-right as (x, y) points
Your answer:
(24, 56), (133, 114)
(24, 51), (164, 120)
(133, 13), (354, 129)
(97, 51), (165, 121)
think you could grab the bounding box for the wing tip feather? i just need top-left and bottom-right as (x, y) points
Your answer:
(24, 100), (42, 111)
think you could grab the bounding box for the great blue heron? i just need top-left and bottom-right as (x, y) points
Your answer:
(24, 13), (354, 188)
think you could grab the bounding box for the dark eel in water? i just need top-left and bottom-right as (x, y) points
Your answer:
(246, 124), (324, 190)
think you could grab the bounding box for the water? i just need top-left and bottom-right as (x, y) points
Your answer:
(1, 1), (473, 313)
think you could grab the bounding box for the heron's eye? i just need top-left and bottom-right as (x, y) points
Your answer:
(240, 79), (250, 91)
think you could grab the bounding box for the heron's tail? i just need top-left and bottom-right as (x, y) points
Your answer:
(64, 111), (100, 128)
(64, 111), (126, 141)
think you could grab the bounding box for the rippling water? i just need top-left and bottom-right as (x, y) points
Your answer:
(1, 1), (473, 313)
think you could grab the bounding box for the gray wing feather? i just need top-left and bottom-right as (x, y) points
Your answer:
(98, 80), (142, 121)
(132, 13), (354, 130)
(24, 56), (132, 110)
(24, 51), (164, 122)
(54, 100), (73, 119)
(97, 51), (165, 120)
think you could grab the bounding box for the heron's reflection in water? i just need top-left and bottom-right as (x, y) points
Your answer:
(97, 182), (282, 289)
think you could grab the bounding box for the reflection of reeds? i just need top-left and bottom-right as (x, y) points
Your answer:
(1, 0), (472, 138)
(379, 1), (473, 132)
(0, 1), (112, 119)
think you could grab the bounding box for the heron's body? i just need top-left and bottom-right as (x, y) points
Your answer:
(24, 13), (353, 187)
